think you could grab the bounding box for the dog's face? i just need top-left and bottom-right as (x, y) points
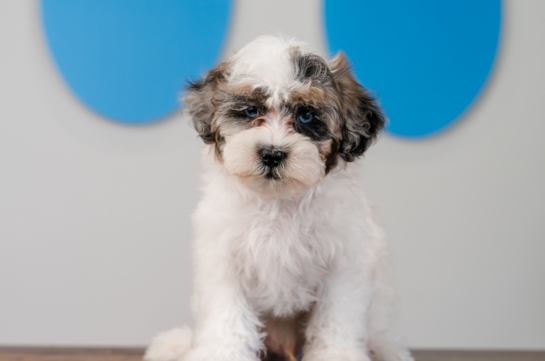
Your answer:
(185, 37), (384, 198)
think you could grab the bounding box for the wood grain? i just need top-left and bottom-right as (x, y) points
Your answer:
(412, 349), (545, 361)
(0, 347), (544, 361)
(0, 347), (144, 361)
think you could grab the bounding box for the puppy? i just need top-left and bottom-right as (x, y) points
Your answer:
(145, 36), (413, 361)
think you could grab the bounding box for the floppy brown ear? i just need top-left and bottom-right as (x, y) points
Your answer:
(329, 52), (385, 162)
(184, 62), (229, 145)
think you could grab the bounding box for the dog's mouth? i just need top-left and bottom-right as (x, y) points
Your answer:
(262, 166), (283, 180)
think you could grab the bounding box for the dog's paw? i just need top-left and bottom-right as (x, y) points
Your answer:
(368, 332), (414, 361)
(144, 327), (193, 361)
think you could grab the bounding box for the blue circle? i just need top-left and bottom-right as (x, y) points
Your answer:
(324, 0), (501, 138)
(41, 0), (232, 125)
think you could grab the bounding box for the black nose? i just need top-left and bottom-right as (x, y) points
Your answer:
(260, 148), (286, 168)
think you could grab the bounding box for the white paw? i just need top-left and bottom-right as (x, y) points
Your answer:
(144, 327), (193, 361)
(369, 332), (414, 361)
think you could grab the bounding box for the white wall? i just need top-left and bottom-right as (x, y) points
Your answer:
(0, 0), (544, 350)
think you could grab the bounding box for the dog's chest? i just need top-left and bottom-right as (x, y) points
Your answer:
(229, 198), (338, 316)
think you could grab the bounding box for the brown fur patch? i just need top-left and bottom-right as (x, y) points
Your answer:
(261, 312), (309, 360)
(289, 86), (327, 108)
(185, 61), (231, 161)
(328, 52), (385, 161)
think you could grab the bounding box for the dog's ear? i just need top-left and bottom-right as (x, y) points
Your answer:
(329, 52), (385, 162)
(185, 63), (229, 145)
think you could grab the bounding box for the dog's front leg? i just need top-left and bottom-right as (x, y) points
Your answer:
(185, 263), (263, 361)
(303, 264), (373, 361)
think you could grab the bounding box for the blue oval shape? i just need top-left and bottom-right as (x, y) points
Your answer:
(41, 0), (232, 125)
(324, 0), (501, 138)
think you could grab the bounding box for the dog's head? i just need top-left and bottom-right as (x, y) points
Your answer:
(185, 36), (384, 198)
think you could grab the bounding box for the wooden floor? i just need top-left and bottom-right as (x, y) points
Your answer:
(0, 347), (544, 361)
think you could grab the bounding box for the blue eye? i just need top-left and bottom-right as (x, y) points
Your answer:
(297, 111), (313, 124)
(244, 106), (258, 118)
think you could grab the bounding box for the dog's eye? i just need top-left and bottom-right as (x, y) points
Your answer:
(244, 106), (259, 118)
(297, 110), (313, 124)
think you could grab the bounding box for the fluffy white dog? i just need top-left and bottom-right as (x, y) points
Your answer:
(145, 36), (413, 361)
